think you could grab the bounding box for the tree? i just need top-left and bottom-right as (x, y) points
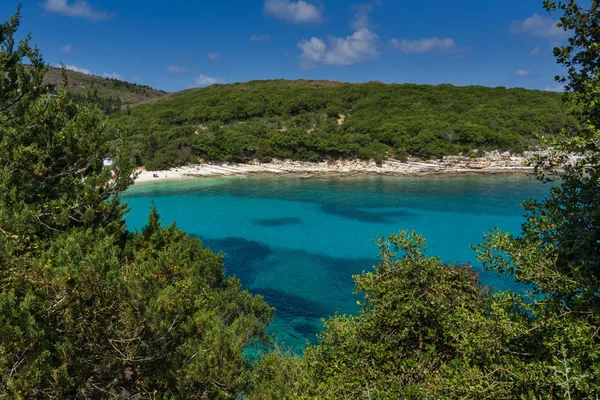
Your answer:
(250, 232), (492, 398)
(0, 6), (47, 120)
(0, 6), (133, 250)
(0, 9), (273, 398)
(544, 0), (600, 127)
(471, 1), (600, 397)
(249, 2), (600, 398)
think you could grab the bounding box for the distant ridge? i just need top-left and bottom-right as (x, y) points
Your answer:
(109, 79), (577, 170)
(43, 66), (166, 107)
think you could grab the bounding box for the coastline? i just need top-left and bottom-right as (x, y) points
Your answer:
(134, 151), (536, 184)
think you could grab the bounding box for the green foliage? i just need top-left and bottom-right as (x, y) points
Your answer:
(250, 232), (493, 398)
(3, 2), (600, 398)
(249, 227), (599, 398)
(0, 6), (134, 247)
(68, 89), (123, 115)
(109, 80), (577, 169)
(249, 3), (600, 398)
(1, 212), (273, 398)
(470, 2), (600, 397)
(0, 9), (272, 398)
(42, 65), (166, 108)
(0, 8), (47, 119)
(544, 0), (600, 127)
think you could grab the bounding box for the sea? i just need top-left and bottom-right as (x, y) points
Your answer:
(123, 174), (551, 352)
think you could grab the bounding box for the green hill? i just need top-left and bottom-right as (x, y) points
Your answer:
(109, 79), (577, 170)
(44, 66), (166, 111)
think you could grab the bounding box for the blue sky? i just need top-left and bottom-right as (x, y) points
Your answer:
(2, 0), (568, 93)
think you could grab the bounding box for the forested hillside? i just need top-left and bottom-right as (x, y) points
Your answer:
(43, 66), (166, 113)
(109, 80), (577, 169)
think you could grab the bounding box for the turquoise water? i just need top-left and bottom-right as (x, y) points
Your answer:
(123, 174), (551, 352)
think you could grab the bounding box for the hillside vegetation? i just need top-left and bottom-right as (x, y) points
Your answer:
(109, 80), (577, 170)
(44, 66), (166, 112)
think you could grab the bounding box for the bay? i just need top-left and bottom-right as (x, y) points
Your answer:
(123, 174), (551, 352)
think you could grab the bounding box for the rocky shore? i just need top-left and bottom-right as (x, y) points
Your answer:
(134, 151), (536, 183)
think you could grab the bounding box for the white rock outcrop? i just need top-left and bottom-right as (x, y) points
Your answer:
(134, 151), (537, 183)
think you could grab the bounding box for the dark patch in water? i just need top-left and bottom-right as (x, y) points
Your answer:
(253, 217), (302, 227)
(187, 235), (376, 349)
(293, 320), (321, 340)
(321, 203), (410, 223)
(255, 288), (329, 320)
(192, 235), (273, 284)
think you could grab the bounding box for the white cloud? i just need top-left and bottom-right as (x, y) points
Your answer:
(55, 63), (123, 80)
(510, 14), (569, 41)
(298, 28), (379, 67)
(264, 0), (322, 24)
(167, 65), (186, 73)
(103, 72), (124, 80)
(61, 44), (73, 53)
(42, 0), (110, 20)
(350, 3), (373, 30)
(250, 34), (270, 41)
(56, 63), (92, 75)
(195, 74), (225, 87)
(208, 52), (219, 61)
(326, 29), (379, 65)
(389, 37), (457, 54)
(516, 69), (531, 76)
(529, 47), (541, 56)
(298, 37), (327, 65)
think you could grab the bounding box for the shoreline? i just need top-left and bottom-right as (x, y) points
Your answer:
(134, 152), (536, 184)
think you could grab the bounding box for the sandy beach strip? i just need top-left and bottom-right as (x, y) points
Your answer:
(134, 169), (186, 183)
(132, 152), (539, 184)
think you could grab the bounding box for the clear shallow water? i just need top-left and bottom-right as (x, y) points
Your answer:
(123, 174), (551, 352)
